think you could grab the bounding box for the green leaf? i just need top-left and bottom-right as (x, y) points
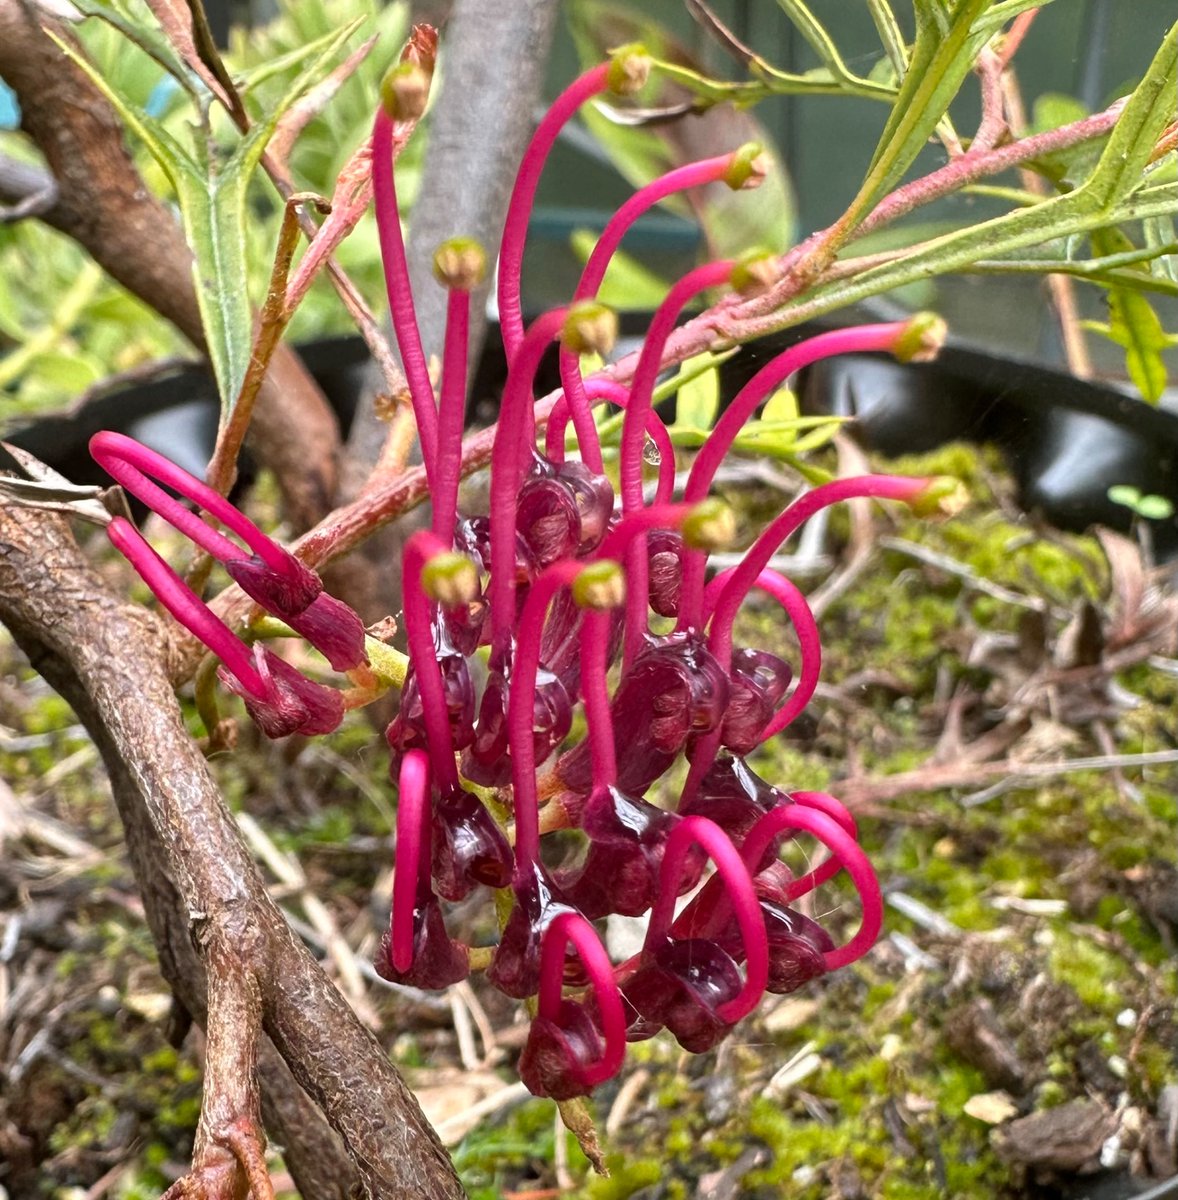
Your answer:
(673, 354), (720, 432)
(1104, 288), (1175, 403)
(1089, 227), (1178, 403)
(569, 230), (672, 311)
(1107, 484), (1142, 508)
(972, 0), (1059, 39)
(52, 20), (361, 415)
(851, 0), (991, 223)
(1135, 494), (1175, 520)
(760, 387), (799, 423)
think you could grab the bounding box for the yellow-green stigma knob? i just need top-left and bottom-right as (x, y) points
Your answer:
(562, 301), (619, 357)
(421, 552), (480, 606)
(433, 237), (488, 291)
(573, 560), (627, 610)
(683, 498), (736, 550)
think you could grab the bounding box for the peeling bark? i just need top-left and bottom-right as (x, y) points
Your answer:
(0, 503), (465, 1200)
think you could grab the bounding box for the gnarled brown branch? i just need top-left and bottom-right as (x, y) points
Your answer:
(0, 503), (465, 1199)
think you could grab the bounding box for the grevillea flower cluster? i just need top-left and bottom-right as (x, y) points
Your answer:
(93, 44), (961, 1102)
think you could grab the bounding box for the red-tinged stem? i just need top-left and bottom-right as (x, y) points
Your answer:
(401, 531), (461, 795)
(579, 608), (617, 792)
(708, 476), (931, 669)
(741, 804), (882, 971)
(545, 379), (676, 506)
(372, 109), (438, 477)
(558, 152), (740, 469)
(702, 567), (821, 740)
(678, 323), (910, 628)
(537, 912), (626, 1086)
(433, 287), (471, 542)
(644, 815), (767, 1024)
(106, 517), (263, 694)
(91, 432), (266, 568)
(498, 64), (609, 362)
(391, 749), (431, 973)
(488, 308), (567, 643)
(508, 560), (582, 879)
(618, 261), (732, 667)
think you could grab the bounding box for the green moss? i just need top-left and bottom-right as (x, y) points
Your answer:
(582, 1158), (663, 1199)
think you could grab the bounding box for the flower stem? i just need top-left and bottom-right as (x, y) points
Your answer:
(372, 109), (438, 477)
(498, 64), (609, 361)
(537, 911), (626, 1086)
(391, 749), (431, 973)
(702, 567), (821, 740)
(488, 308), (567, 644)
(106, 517), (262, 695)
(741, 803), (882, 971)
(708, 475), (931, 669)
(433, 286), (471, 542)
(678, 323), (911, 628)
(507, 560), (582, 879)
(401, 532), (462, 794)
(644, 815), (767, 1023)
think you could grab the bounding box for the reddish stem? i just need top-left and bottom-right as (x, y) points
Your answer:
(678, 323), (910, 628)
(537, 911), (626, 1086)
(644, 816), (767, 1024)
(372, 109), (438, 476)
(401, 531), (461, 794)
(391, 749), (431, 973)
(488, 308), (567, 644)
(433, 287), (471, 542)
(497, 64), (609, 361)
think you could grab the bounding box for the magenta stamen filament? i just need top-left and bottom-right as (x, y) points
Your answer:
(558, 152), (739, 470)
(433, 286), (471, 542)
(703, 567), (821, 740)
(91, 432), (287, 573)
(372, 109), (438, 477)
(644, 815), (768, 1024)
(106, 517), (263, 695)
(537, 911), (626, 1086)
(708, 475), (931, 669)
(401, 532), (463, 794)
(678, 323), (910, 629)
(579, 607), (617, 792)
(391, 749), (431, 973)
(497, 64), (610, 362)
(507, 560), (583, 878)
(741, 804), (882, 971)
(488, 308), (568, 643)
(617, 261), (733, 665)
(545, 379), (676, 506)
(778, 791), (859, 900)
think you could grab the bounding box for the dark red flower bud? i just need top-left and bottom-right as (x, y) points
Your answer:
(224, 553), (323, 616)
(285, 591), (369, 672)
(430, 788), (513, 901)
(647, 528), (685, 618)
(219, 645), (344, 739)
(375, 896), (469, 989)
(518, 1003), (607, 1100)
(720, 647), (792, 754)
(486, 865), (575, 1000)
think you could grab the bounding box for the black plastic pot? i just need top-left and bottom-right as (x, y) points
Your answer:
(5, 327), (1177, 558)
